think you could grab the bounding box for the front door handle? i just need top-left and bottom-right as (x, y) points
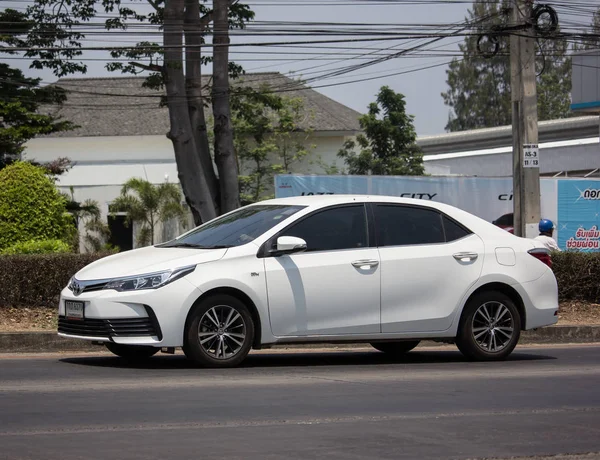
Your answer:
(453, 252), (478, 262)
(351, 259), (379, 269)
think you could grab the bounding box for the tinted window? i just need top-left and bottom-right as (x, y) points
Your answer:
(375, 205), (444, 246)
(443, 216), (471, 242)
(280, 205), (367, 252)
(160, 205), (304, 248)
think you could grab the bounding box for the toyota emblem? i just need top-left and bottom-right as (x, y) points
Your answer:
(72, 280), (83, 296)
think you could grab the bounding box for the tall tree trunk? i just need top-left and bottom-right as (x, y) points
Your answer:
(211, 0), (240, 213)
(184, 0), (220, 219)
(163, 0), (217, 224)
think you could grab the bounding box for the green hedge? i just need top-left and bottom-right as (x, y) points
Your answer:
(0, 251), (598, 308)
(552, 251), (600, 303)
(0, 253), (113, 308)
(1, 239), (71, 255)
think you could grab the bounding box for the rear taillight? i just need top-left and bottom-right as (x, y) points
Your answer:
(528, 248), (552, 269)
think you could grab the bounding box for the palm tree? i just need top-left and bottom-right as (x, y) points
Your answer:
(63, 186), (109, 253)
(110, 178), (187, 246)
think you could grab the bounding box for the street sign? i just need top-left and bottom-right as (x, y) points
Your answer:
(523, 144), (539, 168)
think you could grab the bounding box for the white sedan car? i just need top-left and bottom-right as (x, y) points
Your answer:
(59, 195), (558, 367)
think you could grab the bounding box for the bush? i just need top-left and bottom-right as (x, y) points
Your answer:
(0, 253), (113, 307)
(1, 239), (71, 255)
(552, 251), (600, 303)
(0, 162), (75, 251)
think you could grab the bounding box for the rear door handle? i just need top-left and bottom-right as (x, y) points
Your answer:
(351, 259), (380, 269)
(453, 252), (478, 262)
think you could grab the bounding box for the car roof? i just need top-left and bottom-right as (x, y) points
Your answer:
(260, 194), (453, 212)
(259, 194), (517, 240)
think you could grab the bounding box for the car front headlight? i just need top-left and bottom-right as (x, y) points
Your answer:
(103, 265), (196, 292)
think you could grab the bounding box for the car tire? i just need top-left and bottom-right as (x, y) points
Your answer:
(370, 341), (420, 355)
(456, 291), (521, 361)
(105, 343), (159, 360)
(183, 294), (255, 368)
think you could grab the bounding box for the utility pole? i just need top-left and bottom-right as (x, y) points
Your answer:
(510, 0), (540, 238)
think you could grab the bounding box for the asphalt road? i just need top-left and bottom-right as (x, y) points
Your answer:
(1, 345), (600, 460)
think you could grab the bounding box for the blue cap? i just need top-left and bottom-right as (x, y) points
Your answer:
(539, 219), (555, 233)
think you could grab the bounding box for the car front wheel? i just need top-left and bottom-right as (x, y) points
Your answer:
(105, 343), (159, 361)
(183, 294), (254, 368)
(456, 291), (521, 361)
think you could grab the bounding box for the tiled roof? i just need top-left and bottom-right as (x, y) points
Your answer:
(43, 72), (362, 137)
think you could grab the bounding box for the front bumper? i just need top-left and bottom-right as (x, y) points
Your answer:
(58, 308), (162, 341)
(58, 277), (202, 347)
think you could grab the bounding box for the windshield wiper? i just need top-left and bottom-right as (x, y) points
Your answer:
(165, 243), (233, 249)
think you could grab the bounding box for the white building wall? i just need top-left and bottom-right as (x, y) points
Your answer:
(27, 133), (351, 171)
(26, 135), (174, 164)
(424, 137), (600, 176)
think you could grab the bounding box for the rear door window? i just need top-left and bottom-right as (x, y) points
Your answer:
(374, 205), (444, 247)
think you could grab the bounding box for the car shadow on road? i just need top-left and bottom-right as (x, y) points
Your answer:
(58, 348), (557, 370)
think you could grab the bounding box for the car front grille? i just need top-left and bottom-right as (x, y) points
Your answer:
(58, 315), (162, 340)
(79, 282), (108, 294)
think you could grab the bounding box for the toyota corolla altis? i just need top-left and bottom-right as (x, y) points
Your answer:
(59, 195), (558, 367)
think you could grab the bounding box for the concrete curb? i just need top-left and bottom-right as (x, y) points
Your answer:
(0, 325), (599, 353)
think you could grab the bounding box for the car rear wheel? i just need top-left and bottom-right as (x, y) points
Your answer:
(183, 294), (254, 368)
(370, 340), (420, 355)
(456, 291), (521, 361)
(105, 343), (159, 360)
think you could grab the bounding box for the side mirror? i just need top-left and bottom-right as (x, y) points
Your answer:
(271, 236), (307, 256)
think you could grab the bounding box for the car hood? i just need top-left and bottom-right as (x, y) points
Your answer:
(75, 246), (228, 280)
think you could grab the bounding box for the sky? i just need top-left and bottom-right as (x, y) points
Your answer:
(3, 0), (593, 136)
(241, 1), (469, 135)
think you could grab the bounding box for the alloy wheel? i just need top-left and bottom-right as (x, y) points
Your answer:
(471, 301), (514, 353)
(198, 305), (247, 360)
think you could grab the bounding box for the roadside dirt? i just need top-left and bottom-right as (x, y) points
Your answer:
(0, 301), (598, 332)
(0, 306), (57, 332)
(557, 301), (600, 325)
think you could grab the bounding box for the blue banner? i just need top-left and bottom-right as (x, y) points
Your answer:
(558, 179), (600, 251)
(275, 174), (515, 222)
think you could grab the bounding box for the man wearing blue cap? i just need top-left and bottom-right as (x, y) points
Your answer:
(534, 219), (560, 251)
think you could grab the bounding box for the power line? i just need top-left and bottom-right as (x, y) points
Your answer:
(2, 0), (596, 112)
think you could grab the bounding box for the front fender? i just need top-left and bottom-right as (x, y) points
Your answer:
(185, 256), (273, 345)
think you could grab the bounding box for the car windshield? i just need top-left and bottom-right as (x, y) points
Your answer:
(159, 204), (305, 249)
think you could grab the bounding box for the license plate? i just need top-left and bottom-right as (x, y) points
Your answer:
(65, 301), (84, 320)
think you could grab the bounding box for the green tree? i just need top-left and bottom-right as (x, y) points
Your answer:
(270, 97), (315, 174)
(232, 89), (315, 204)
(20, 0), (254, 224)
(574, 7), (600, 50)
(441, 0), (572, 131)
(338, 86), (424, 176)
(0, 162), (74, 250)
(0, 8), (74, 168)
(110, 178), (187, 247)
